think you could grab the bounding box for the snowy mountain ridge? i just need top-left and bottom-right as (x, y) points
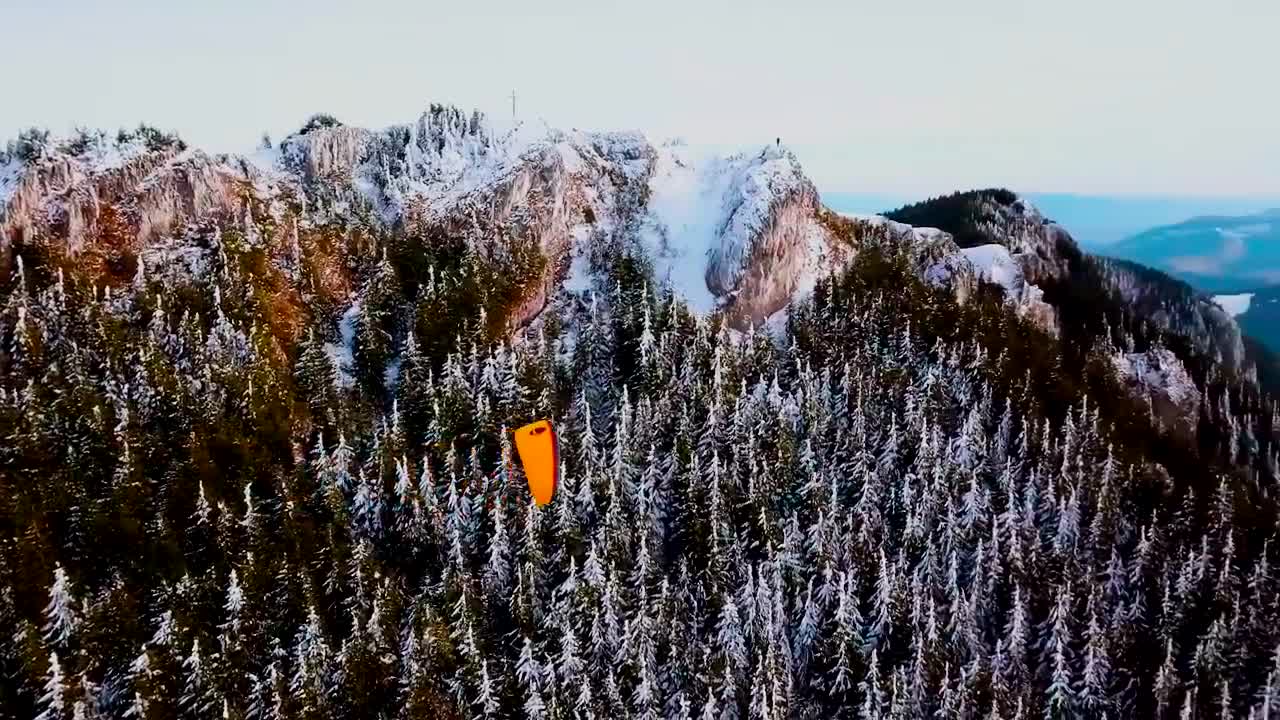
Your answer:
(269, 114), (855, 327)
(2, 109), (1057, 334)
(0, 105), (1245, 390)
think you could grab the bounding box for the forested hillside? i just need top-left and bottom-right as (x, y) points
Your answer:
(887, 191), (1273, 397)
(3, 122), (1280, 720)
(4, 203), (1280, 719)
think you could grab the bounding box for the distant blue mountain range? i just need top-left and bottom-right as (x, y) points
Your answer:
(1105, 209), (1280, 292)
(823, 192), (1280, 249)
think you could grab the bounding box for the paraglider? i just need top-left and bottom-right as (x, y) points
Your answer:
(514, 419), (559, 505)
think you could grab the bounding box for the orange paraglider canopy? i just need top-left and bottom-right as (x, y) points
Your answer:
(514, 420), (559, 505)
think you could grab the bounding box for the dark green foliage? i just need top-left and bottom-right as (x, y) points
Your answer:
(298, 114), (342, 135)
(1246, 335), (1280, 401)
(134, 124), (186, 152)
(1, 209), (1278, 720)
(884, 188), (1020, 248)
(63, 128), (97, 157)
(352, 251), (402, 395)
(7, 127), (51, 163)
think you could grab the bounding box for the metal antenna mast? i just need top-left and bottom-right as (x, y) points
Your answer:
(510, 90), (517, 122)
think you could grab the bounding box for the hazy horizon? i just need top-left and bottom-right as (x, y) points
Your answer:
(4, 0), (1278, 196)
(823, 192), (1280, 248)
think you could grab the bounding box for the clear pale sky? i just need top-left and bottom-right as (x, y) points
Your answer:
(3, 0), (1277, 197)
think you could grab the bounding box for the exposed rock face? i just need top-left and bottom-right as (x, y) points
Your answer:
(0, 143), (267, 262)
(1197, 301), (1248, 372)
(281, 125), (372, 185)
(959, 197), (1075, 335)
(2, 146), (173, 251)
(0, 106), (1247, 391)
(971, 196), (1075, 284)
(725, 194), (841, 328)
(1111, 347), (1201, 438)
(132, 153), (260, 247)
(424, 133), (654, 329)
(839, 214), (1064, 333)
(855, 216), (979, 303)
(627, 142), (853, 328)
(1099, 258), (1248, 373)
(702, 147), (820, 297)
(959, 243), (1059, 336)
(0, 110), (977, 337)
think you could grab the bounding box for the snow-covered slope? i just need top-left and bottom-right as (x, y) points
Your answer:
(960, 244), (1058, 333)
(635, 142), (847, 324)
(961, 244), (1021, 293)
(1214, 293), (1254, 317)
(836, 211), (1057, 333)
(0, 111), (878, 331)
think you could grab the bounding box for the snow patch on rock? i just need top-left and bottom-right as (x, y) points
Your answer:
(961, 244), (1022, 293)
(325, 303), (359, 390)
(833, 214), (976, 299)
(636, 141), (834, 324)
(0, 158), (21, 210)
(1111, 347), (1201, 438)
(1213, 293), (1254, 317)
(960, 243), (1057, 332)
(973, 196), (1075, 283)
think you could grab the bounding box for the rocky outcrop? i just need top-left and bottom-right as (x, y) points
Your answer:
(131, 152), (258, 247)
(958, 243), (1059, 335)
(1198, 301), (1249, 372)
(280, 125), (372, 185)
(831, 213), (1066, 333)
(395, 128), (657, 329)
(971, 196), (1075, 284)
(1098, 258), (1248, 373)
(1, 144), (259, 258)
(703, 147), (820, 296)
(1111, 347), (1201, 438)
(852, 216), (979, 302)
(649, 145), (850, 328)
(725, 197), (839, 328)
(1, 146), (174, 251)
(618, 141), (856, 327)
(0, 112), (959, 337)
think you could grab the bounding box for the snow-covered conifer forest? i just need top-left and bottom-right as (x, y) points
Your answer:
(2, 111), (1280, 719)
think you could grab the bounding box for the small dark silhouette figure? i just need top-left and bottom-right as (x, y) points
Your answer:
(776, 137), (780, 146)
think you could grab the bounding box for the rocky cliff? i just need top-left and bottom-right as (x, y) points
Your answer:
(1, 110), (940, 335)
(1111, 346), (1202, 438)
(0, 109), (1256, 392)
